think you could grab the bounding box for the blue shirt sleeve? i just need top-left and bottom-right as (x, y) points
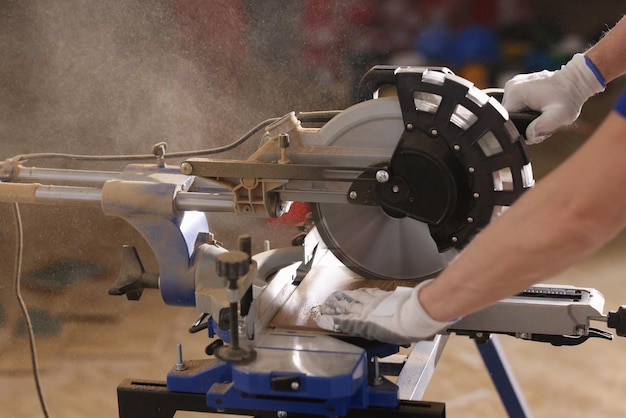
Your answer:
(614, 88), (626, 118)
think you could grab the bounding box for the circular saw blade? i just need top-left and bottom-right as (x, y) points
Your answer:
(308, 95), (453, 280)
(312, 93), (456, 280)
(313, 202), (452, 280)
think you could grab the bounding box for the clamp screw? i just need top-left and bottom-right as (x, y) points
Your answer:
(216, 251), (250, 280)
(213, 251), (257, 364)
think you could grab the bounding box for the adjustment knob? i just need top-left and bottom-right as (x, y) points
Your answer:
(608, 305), (626, 337)
(216, 251), (250, 280)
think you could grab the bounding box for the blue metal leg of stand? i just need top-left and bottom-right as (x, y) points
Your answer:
(475, 335), (533, 418)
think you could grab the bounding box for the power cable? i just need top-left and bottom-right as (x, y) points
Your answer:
(10, 117), (280, 164)
(12, 202), (50, 418)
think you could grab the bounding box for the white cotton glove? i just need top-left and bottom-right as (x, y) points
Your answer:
(502, 53), (605, 144)
(315, 280), (453, 345)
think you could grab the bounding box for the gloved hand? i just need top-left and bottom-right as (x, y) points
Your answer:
(315, 280), (453, 345)
(502, 53), (605, 144)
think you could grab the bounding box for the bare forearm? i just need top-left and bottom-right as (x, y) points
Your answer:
(420, 112), (626, 321)
(586, 16), (626, 83)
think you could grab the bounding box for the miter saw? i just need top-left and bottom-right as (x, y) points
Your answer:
(2, 66), (626, 418)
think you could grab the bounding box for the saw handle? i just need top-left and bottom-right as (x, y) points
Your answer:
(509, 110), (541, 141)
(484, 88), (541, 141)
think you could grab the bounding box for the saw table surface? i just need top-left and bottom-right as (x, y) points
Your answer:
(269, 262), (421, 331)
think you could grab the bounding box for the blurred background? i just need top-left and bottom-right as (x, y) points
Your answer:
(1, 1), (626, 417)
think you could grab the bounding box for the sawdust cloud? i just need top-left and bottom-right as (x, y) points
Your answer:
(0, 1), (329, 282)
(0, 0), (323, 161)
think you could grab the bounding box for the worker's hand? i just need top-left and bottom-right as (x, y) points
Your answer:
(502, 53), (605, 144)
(315, 280), (453, 345)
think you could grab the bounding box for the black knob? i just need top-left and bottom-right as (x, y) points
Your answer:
(216, 251), (250, 280)
(608, 305), (626, 337)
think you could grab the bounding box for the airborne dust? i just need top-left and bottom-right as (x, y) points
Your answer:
(0, 1), (346, 331)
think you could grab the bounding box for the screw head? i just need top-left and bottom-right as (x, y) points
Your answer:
(430, 128), (439, 136)
(180, 162), (193, 175)
(468, 166), (475, 173)
(406, 123), (415, 131)
(349, 190), (358, 200)
(453, 144), (461, 151)
(375, 170), (390, 183)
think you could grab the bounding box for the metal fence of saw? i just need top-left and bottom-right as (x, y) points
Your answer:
(313, 66), (534, 281)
